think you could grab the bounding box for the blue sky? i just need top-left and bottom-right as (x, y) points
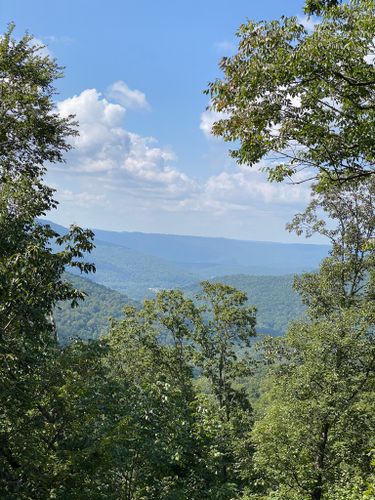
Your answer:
(1, 0), (319, 243)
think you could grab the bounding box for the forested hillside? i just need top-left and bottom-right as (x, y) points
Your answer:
(54, 274), (137, 344)
(184, 274), (304, 336)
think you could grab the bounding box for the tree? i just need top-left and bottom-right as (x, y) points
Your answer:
(0, 26), (95, 497)
(253, 307), (374, 499)
(251, 179), (375, 499)
(304, 0), (341, 15)
(102, 284), (257, 499)
(206, 0), (375, 185)
(194, 281), (256, 418)
(192, 282), (257, 497)
(0, 25), (258, 498)
(0, 24), (76, 182)
(105, 301), (202, 499)
(288, 177), (375, 316)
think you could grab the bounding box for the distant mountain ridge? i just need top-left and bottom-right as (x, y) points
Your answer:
(91, 225), (329, 271)
(41, 220), (329, 299)
(45, 221), (321, 341)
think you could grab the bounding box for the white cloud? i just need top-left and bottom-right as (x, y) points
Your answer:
(158, 163), (309, 221)
(57, 87), (193, 198)
(203, 164), (309, 210)
(106, 80), (150, 110)
(51, 84), (309, 238)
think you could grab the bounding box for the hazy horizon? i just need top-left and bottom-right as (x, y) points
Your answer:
(42, 217), (329, 247)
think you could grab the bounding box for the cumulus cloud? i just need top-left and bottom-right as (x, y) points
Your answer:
(57, 87), (194, 198)
(160, 163), (309, 221)
(106, 80), (150, 110)
(203, 164), (309, 209)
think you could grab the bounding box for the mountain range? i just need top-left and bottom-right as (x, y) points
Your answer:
(45, 219), (328, 342)
(44, 219), (329, 299)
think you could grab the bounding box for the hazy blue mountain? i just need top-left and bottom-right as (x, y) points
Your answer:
(42, 219), (329, 298)
(90, 226), (329, 275)
(42, 220), (198, 298)
(47, 217), (312, 341)
(89, 240), (197, 298)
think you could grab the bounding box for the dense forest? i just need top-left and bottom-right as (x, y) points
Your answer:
(1, 1), (375, 499)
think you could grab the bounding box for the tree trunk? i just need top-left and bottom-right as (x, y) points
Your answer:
(311, 421), (329, 500)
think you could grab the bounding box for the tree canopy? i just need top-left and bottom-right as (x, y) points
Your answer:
(206, 0), (375, 186)
(0, 25), (95, 497)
